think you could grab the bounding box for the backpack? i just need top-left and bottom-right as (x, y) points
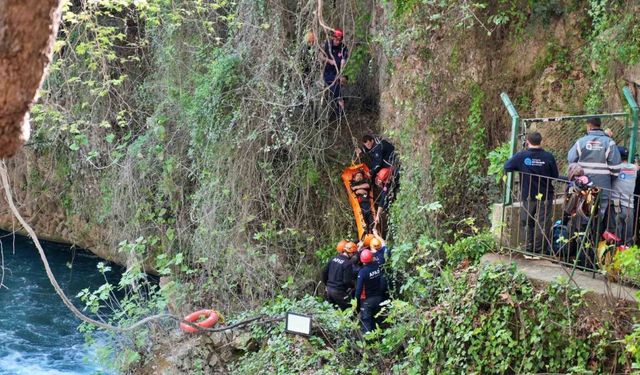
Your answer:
(551, 220), (569, 257)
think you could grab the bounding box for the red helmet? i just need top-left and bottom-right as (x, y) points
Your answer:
(360, 249), (373, 264)
(375, 168), (392, 185)
(333, 28), (344, 39)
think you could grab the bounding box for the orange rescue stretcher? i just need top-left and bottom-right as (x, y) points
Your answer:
(341, 163), (376, 241)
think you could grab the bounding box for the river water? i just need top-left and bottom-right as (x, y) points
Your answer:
(0, 232), (121, 375)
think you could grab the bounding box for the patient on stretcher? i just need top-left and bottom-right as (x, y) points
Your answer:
(351, 169), (374, 233)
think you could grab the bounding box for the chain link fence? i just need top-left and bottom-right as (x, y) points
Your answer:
(517, 114), (631, 176)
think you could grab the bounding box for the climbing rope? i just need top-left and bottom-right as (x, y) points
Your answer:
(0, 160), (291, 334)
(316, 0), (334, 35)
(0, 160), (175, 332)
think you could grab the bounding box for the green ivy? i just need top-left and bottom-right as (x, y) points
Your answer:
(466, 84), (486, 175)
(226, 263), (623, 374)
(487, 142), (511, 184)
(444, 230), (495, 266)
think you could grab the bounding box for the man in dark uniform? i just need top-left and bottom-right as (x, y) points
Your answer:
(322, 241), (356, 310)
(321, 28), (348, 113)
(504, 131), (559, 254)
(356, 134), (396, 178)
(568, 117), (621, 219)
(354, 249), (385, 333)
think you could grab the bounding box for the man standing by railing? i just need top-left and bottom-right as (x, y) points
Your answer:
(567, 117), (621, 223)
(611, 146), (637, 246)
(504, 132), (559, 254)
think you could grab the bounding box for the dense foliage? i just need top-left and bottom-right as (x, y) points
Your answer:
(226, 263), (629, 374)
(15, 0), (640, 372)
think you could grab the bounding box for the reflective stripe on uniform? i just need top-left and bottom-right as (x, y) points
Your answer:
(580, 169), (613, 175)
(578, 161), (611, 168)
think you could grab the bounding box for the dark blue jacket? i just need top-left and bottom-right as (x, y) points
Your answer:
(323, 41), (348, 82)
(504, 148), (559, 200)
(322, 254), (354, 291)
(362, 139), (395, 175)
(374, 246), (389, 266)
(375, 184), (391, 210)
(355, 263), (384, 300)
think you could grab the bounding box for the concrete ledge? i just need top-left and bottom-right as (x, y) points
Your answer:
(481, 252), (639, 302)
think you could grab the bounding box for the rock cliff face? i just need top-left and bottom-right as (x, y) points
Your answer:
(0, 1), (120, 263)
(0, 1), (640, 268)
(0, 152), (120, 264)
(0, 0), (62, 158)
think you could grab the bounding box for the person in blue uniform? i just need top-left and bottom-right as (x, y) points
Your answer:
(504, 131), (559, 254)
(354, 249), (385, 333)
(322, 241), (357, 310)
(320, 28), (348, 113)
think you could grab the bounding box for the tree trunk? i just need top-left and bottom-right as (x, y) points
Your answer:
(0, 0), (61, 158)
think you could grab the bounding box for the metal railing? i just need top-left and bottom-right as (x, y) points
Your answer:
(500, 87), (639, 205)
(500, 172), (639, 275)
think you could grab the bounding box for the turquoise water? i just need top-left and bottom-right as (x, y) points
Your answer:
(0, 232), (121, 374)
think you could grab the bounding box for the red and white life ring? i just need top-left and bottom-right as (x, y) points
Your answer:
(180, 309), (219, 333)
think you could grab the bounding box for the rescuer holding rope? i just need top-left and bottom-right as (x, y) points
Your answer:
(356, 134), (396, 179)
(320, 28), (348, 115)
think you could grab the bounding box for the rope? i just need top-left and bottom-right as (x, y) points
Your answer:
(316, 0), (333, 34)
(0, 160), (173, 332)
(0, 160), (289, 335)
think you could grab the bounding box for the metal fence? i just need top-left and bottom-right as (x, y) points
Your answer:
(501, 87), (639, 205)
(500, 172), (639, 274)
(523, 115), (629, 175)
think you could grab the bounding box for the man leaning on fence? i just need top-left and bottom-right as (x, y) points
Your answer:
(504, 132), (559, 254)
(611, 146), (637, 246)
(567, 117), (621, 221)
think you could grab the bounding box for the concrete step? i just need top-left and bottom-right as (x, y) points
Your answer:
(481, 252), (639, 302)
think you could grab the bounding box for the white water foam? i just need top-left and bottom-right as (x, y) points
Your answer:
(0, 351), (87, 375)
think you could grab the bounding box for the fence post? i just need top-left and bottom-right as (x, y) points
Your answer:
(501, 92), (520, 205)
(624, 86), (639, 161)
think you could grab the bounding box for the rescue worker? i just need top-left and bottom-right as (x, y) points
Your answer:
(567, 117), (621, 222)
(346, 241), (362, 285)
(350, 168), (374, 233)
(320, 28), (348, 113)
(361, 233), (375, 249)
(300, 31), (317, 92)
(611, 146), (637, 246)
(373, 167), (394, 226)
(355, 249), (385, 333)
(356, 134), (396, 178)
(371, 230), (392, 301)
(504, 131), (559, 254)
(322, 240), (357, 310)
(370, 231), (389, 266)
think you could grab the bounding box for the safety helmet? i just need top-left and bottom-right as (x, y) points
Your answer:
(305, 31), (316, 45)
(333, 28), (344, 39)
(362, 233), (374, 247)
(336, 239), (348, 253)
(370, 238), (382, 251)
(375, 167), (392, 185)
(344, 241), (358, 254)
(360, 249), (373, 264)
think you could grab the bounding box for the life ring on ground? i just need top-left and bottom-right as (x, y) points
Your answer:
(180, 309), (219, 333)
